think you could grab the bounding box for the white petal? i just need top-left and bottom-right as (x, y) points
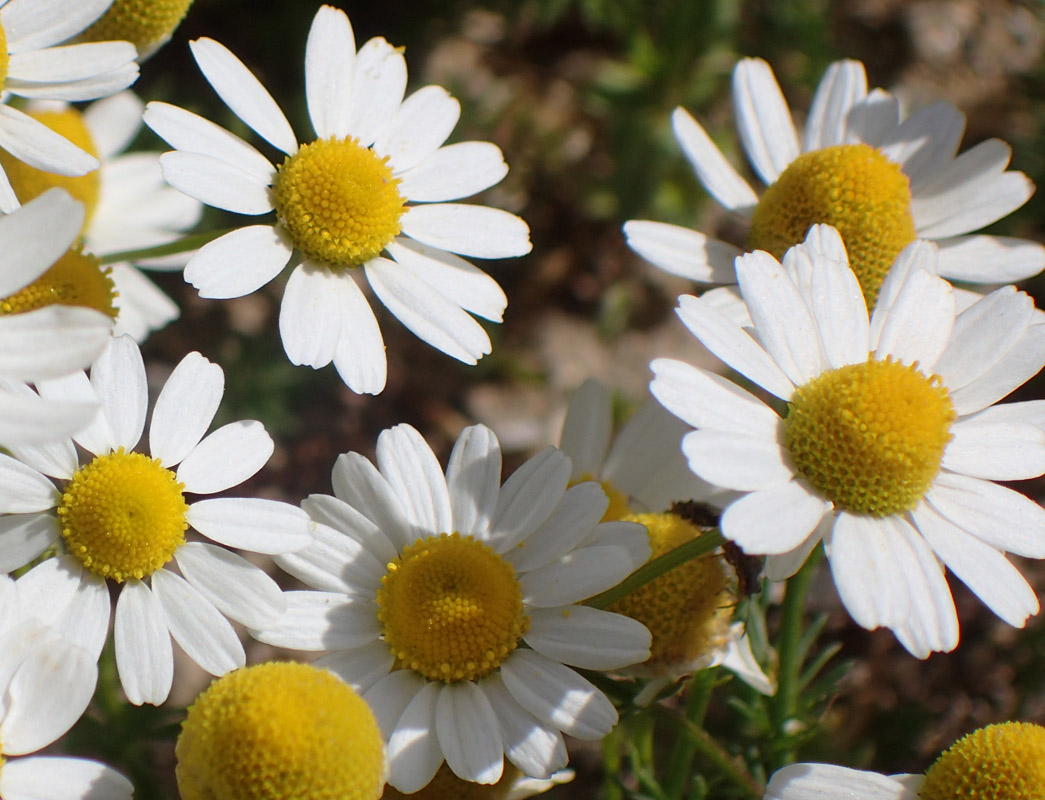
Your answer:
(873, 266), (954, 369)
(189, 37), (297, 155)
(0, 514), (58, 573)
(332, 452), (414, 551)
(623, 220), (741, 283)
(279, 264), (351, 369)
(2, 0), (111, 51)
(525, 606), (651, 669)
(847, 89), (900, 147)
(436, 682), (504, 784)
(504, 483), (609, 574)
(250, 591), (380, 651)
(150, 352), (224, 467)
(805, 246), (870, 368)
(682, 429), (793, 491)
(0, 756), (133, 800)
(398, 141), (508, 203)
(363, 669), (425, 740)
(401, 204), (532, 259)
(376, 423), (453, 537)
(936, 235), (1045, 284)
(488, 447), (570, 552)
(0, 106), (97, 177)
(90, 336), (147, 452)
(7, 42), (135, 83)
(0, 455), (58, 512)
(825, 514), (911, 630)
(803, 60), (868, 151)
(346, 37), (407, 147)
(480, 675), (567, 780)
(331, 273), (387, 395)
(301, 493), (397, 566)
(275, 518), (385, 596)
(948, 323), (1045, 416)
(375, 85), (461, 173)
(765, 524), (826, 581)
(158, 150), (272, 214)
(175, 543), (285, 629)
(304, 5), (355, 139)
(387, 682), (444, 794)
(765, 763), (912, 800)
(177, 421), (273, 494)
(0, 307), (111, 383)
(732, 58), (799, 185)
(559, 379), (611, 480)
(671, 106), (758, 214)
(114, 580), (173, 706)
(188, 497), (311, 555)
(150, 568), (244, 676)
(520, 545), (636, 607)
(500, 650), (616, 740)
(720, 481), (831, 555)
(446, 424), (502, 538)
(888, 519), (958, 657)
(943, 420), (1045, 480)
(0, 391), (94, 452)
(0, 188), (82, 296)
(879, 100), (965, 186)
(313, 641), (395, 695)
(184, 226), (294, 299)
(83, 91), (143, 159)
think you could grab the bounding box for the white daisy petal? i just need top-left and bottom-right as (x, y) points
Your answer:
(0, 106), (97, 176)
(250, 591), (381, 651)
(387, 682), (444, 794)
(400, 204), (532, 259)
(489, 447), (571, 552)
(671, 106), (758, 214)
(149, 352), (224, 468)
(332, 452), (414, 551)
(879, 100), (965, 187)
(500, 650), (616, 740)
(480, 675), (568, 780)
(304, 4), (355, 139)
(803, 59), (868, 151)
(346, 37), (408, 147)
(445, 424), (502, 538)
(397, 141), (508, 203)
(158, 151), (273, 215)
(110, 263), (180, 342)
(176, 421), (274, 494)
(0, 390), (92, 453)
(4, 417), (78, 479)
(936, 235), (1045, 284)
(301, 493), (398, 565)
(525, 606), (650, 670)
(90, 336), (147, 452)
(175, 543), (286, 629)
(0, 455), (59, 512)
(947, 323), (1045, 416)
(187, 497), (310, 555)
(386, 239), (507, 322)
(435, 682), (504, 785)
(189, 37), (297, 156)
(375, 85), (461, 173)
(504, 483), (608, 574)
(623, 220), (742, 283)
(279, 264), (347, 368)
(0, 188), (83, 297)
(765, 525), (823, 580)
(846, 88), (900, 147)
(184, 226), (293, 300)
(313, 641), (395, 695)
(765, 763), (911, 800)
(520, 545), (635, 607)
(720, 481), (830, 556)
(2, 0), (111, 51)
(376, 424), (453, 537)
(84, 90), (144, 159)
(150, 568), (244, 676)
(943, 420), (1045, 480)
(0, 514), (59, 573)
(681, 430), (793, 491)
(7, 42), (136, 84)
(732, 58), (799, 185)
(331, 273), (387, 395)
(114, 580), (173, 706)
(888, 520), (958, 657)
(873, 268), (955, 368)
(0, 306), (112, 383)
(275, 519), (386, 597)
(0, 756), (133, 800)
(9, 65), (139, 103)
(363, 669), (426, 740)
(559, 379), (611, 480)
(806, 247), (869, 368)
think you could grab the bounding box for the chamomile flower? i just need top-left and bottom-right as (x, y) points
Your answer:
(143, 5), (531, 395)
(651, 224), (1045, 657)
(0, 0), (139, 212)
(254, 423), (651, 792)
(0, 92), (204, 341)
(0, 188), (113, 444)
(78, 0), (196, 61)
(626, 58), (1043, 306)
(559, 379), (773, 695)
(764, 721), (1045, 800)
(0, 574), (133, 800)
(0, 335), (312, 705)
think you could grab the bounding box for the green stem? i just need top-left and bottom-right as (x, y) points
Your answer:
(99, 229), (234, 264)
(768, 546), (823, 770)
(652, 704), (763, 800)
(662, 670), (716, 799)
(586, 529), (725, 610)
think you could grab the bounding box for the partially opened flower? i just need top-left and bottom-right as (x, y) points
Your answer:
(0, 574), (133, 800)
(651, 224), (1045, 656)
(144, 4), (530, 394)
(254, 423), (651, 792)
(0, 336), (312, 704)
(0, 0), (139, 211)
(626, 58), (1042, 306)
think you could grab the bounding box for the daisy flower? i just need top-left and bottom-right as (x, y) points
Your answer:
(0, 0), (139, 212)
(77, 0), (196, 61)
(0, 574), (133, 800)
(0, 91), (204, 341)
(651, 224), (1045, 657)
(626, 58), (1043, 308)
(254, 423), (652, 792)
(0, 335), (313, 705)
(0, 188), (113, 445)
(764, 721), (1045, 800)
(143, 4), (531, 395)
(560, 379), (773, 696)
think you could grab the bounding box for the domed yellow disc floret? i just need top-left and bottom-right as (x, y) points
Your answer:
(785, 356), (955, 516)
(176, 662), (385, 800)
(919, 721), (1045, 800)
(58, 449), (188, 582)
(377, 532), (529, 682)
(79, 0), (195, 59)
(383, 764), (528, 800)
(748, 143), (916, 307)
(0, 22), (9, 95)
(0, 108), (100, 222)
(610, 513), (733, 674)
(273, 137), (405, 269)
(0, 244), (117, 319)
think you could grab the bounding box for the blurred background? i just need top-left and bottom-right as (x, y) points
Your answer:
(73, 0), (1045, 796)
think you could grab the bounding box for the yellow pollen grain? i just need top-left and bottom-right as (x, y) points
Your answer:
(382, 763), (526, 800)
(0, 109), (100, 223)
(785, 356), (955, 517)
(376, 532), (528, 682)
(609, 512), (734, 674)
(79, 0), (195, 59)
(57, 449), (188, 582)
(1, 244), (117, 319)
(176, 662), (385, 800)
(748, 143), (916, 307)
(273, 136), (405, 269)
(919, 721), (1045, 800)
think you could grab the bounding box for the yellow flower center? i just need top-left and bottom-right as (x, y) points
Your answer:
(575, 473), (630, 522)
(176, 662), (385, 800)
(0, 109), (100, 223)
(0, 244), (117, 319)
(79, 0), (195, 58)
(273, 137), (405, 269)
(376, 533), (529, 682)
(609, 513), (733, 673)
(748, 144), (916, 307)
(382, 764), (526, 800)
(785, 357), (955, 516)
(57, 449), (189, 582)
(919, 721), (1045, 800)
(0, 22), (8, 91)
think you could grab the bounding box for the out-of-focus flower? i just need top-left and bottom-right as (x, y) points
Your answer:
(78, 0), (196, 60)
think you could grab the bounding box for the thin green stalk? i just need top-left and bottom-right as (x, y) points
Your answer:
(662, 670), (716, 799)
(99, 229), (234, 264)
(586, 529), (725, 609)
